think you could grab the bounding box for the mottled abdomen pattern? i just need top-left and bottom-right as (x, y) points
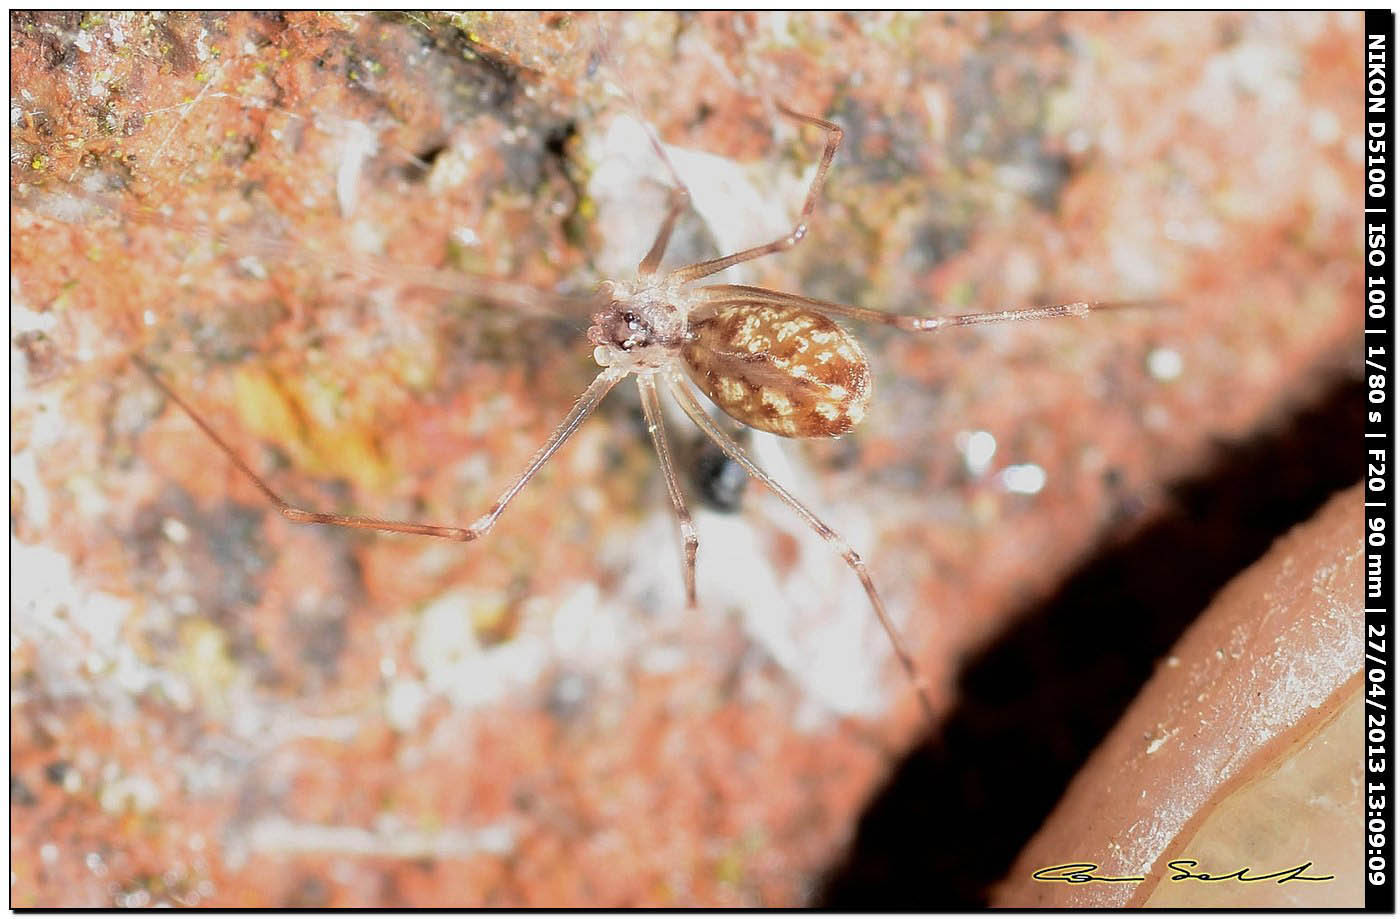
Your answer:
(682, 302), (871, 438)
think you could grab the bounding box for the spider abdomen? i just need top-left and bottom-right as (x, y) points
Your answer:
(682, 302), (871, 438)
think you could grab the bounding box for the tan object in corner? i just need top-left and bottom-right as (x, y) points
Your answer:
(994, 483), (1365, 908)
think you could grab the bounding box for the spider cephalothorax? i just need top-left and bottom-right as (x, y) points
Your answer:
(587, 278), (689, 371)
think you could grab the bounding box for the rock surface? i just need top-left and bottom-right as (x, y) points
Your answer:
(12, 12), (1363, 907)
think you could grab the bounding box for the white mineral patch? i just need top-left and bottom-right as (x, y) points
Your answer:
(615, 429), (896, 719)
(240, 815), (517, 861)
(550, 582), (621, 661)
(384, 678), (428, 733)
(1000, 462), (1047, 496)
(12, 538), (131, 652)
(1147, 346), (1184, 381)
(956, 429), (998, 477)
(413, 587), (549, 710)
(333, 119), (379, 219)
(99, 772), (161, 815)
(586, 113), (804, 282)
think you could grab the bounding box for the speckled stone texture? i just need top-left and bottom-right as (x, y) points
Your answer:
(12, 12), (1362, 907)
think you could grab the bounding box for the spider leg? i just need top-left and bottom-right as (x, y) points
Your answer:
(668, 106), (842, 285)
(666, 372), (936, 722)
(637, 186), (692, 277)
(135, 356), (625, 541)
(37, 192), (584, 323)
(637, 374), (698, 608)
(462, 366), (628, 538)
(696, 285), (1170, 332)
(590, 11), (695, 281)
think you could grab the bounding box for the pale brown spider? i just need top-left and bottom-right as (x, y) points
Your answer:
(137, 103), (1112, 720)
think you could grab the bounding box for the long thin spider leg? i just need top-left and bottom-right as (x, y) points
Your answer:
(667, 105), (842, 285)
(667, 373), (936, 722)
(590, 10), (695, 281)
(637, 374), (698, 608)
(372, 259), (586, 321)
(134, 356), (625, 541)
(25, 192), (584, 322)
(697, 284), (1168, 331)
(588, 12), (695, 201)
(461, 366), (628, 539)
(637, 186), (692, 277)
(220, 217), (586, 321)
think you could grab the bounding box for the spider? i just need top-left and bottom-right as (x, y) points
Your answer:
(136, 102), (1110, 721)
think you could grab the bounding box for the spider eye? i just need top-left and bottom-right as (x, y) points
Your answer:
(621, 310), (637, 324)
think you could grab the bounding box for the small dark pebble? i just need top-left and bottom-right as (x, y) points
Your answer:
(11, 775), (38, 806)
